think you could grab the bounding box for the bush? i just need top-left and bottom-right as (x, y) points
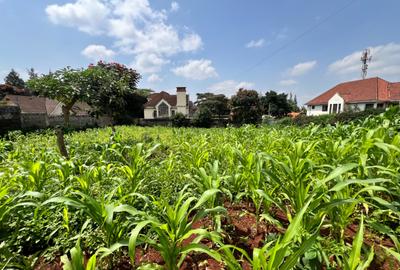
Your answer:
(287, 108), (386, 127)
(333, 108), (385, 124)
(171, 113), (189, 127)
(193, 108), (213, 128)
(292, 114), (333, 126)
(274, 117), (293, 126)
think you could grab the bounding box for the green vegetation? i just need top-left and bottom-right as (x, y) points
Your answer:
(1, 109), (400, 269)
(26, 62), (143, 127)
(4, 69), (25, 89)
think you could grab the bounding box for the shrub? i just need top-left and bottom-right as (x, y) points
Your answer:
(333, 108), (385, 124)
(171, 112), (189, 127)
(274, 117), (293, 126)
(193, 107), (213, 128)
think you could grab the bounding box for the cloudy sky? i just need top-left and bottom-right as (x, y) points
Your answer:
(1, 0), (400, 105)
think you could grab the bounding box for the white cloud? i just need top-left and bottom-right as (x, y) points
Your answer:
(46, 0), (203, 74)
(246, 38), (265, 48)
(288, 60), (317, 76)
(81, 44), (115, 61)
(181, 33), (203, 52)
(279, 79), (297, 86)
(46, 0), (110, 35)
(172, 59), (217, 80)
(133, 53), (169, 74)
(170, 2), (179, 12)
(147, 74), (162, 83)
(328, 43), (400, 79)
(207, 80), (255, 97)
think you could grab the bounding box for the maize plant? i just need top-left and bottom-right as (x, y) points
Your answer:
(0, 113), (400, 269)
(128, 187), (225, 270)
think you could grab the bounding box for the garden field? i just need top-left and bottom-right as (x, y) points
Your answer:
(1, 109), (400, 269)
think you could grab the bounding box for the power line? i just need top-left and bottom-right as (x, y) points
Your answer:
(240, 0), (358, 75)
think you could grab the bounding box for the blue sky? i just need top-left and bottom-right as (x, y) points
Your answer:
(1, 0), (400, 105)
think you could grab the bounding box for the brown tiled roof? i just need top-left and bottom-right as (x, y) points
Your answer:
(4, 95), (47, 113)
(306, 77), (400, 105)
(144, 91), (177, 107)
(2, 95), (91, 115)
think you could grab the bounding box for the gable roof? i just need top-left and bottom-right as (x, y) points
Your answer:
(306, 77), (400, 105)
(144, 91), (177, 107)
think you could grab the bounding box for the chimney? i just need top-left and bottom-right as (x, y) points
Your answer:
(176, 87), (188, 115)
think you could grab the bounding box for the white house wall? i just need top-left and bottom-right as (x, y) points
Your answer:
(306, 105), (329, 116)
(328, 93), (344, 114)
(144, 108), (155, 119)
(347, 103), (377, 111)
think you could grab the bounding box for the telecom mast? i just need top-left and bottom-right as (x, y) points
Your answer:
(361, 49), (372, 79)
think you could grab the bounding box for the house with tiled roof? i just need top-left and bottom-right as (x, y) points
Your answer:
(0, 94), (109, 130)
(306, 77), (400, 116)
(3, 95), (90, 116)
(143, 87), (190, 119)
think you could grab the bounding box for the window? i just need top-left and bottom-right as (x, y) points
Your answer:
(332, 104), (338, 114)
(322, 105), (328, 112)
(338, 104), (341, 113)
(171, 110), (176, 116)
(329, 104), (332, 114)
(311, 105), (315, 109)
(377, 103), (384, 109)
(365, 103), (374, 110)
(153, 110), (157, 118)
(158, 102), (169, 117)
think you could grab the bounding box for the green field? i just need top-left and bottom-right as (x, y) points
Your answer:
(1, 109), (400, 269)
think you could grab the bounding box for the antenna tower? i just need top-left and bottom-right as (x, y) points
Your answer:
(361, 49), (372, 79)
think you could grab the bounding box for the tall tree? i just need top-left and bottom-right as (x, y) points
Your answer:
(27, 68), (39, 80)
(260, 91), (295, 117)
(288, 94), (299, 112)
(230, 88), (262, 125)
(27, 67), (87, 127)
(4, 69), (25, 89)
(27, 62), (142, 127)
(83, 61), (142, 119)
(195, 92), (230, 119)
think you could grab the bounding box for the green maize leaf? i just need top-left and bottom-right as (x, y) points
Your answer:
(280, 232), (318, 270)
(329, 178), (389, 192)
(128, 220), (154, 264)
(178, 243), (222, 267)
(86, 255), (96, 270)
(321, 163), (358, 185)
(347, 216), (364, 270)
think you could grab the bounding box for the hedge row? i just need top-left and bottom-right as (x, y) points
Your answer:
(276, 108), (386, 126)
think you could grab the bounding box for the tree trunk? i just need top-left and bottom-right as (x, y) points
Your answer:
(55, 127), (69, 159)
(61, 98), (77, 128)
(62, 106), (70, 128)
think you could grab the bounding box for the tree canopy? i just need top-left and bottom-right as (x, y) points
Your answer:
(230, 89), (262, 125)
(4, 69), (25, 89)
(27, 62), (143, 127)
(195, 92), (230, 119)
(260, 91), (295, 117)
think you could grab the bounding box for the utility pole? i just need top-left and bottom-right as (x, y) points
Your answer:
(361, 49), (372, 79)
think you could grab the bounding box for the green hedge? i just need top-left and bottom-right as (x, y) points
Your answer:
(275, 108), (387, 127)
